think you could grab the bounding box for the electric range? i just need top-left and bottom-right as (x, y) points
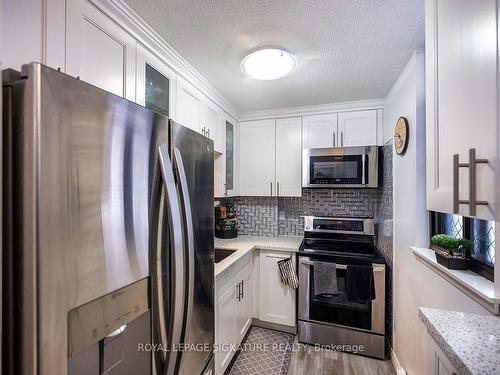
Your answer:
(297, 216), (387, 359)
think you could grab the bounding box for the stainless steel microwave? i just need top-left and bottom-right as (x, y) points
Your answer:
(302, 146), (378, 188)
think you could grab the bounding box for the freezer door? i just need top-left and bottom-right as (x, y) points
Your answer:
(170, 121), (215, 375)
(9, 63), (168, 374)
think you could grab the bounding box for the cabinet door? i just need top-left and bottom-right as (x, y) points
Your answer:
(302, 114), (338, 148)
(215, 282), (236, 374)
(427, 334), (459, 375)
(276, 117), (302, 196)
(259, 251), (296, 326)
(426, 0), (498, 220)
(136, 44), (176, 117)
(239, 120), (276, 196)
(66, 0), (135, 100)
(337, 110), (377, 147)
(201, 103), (221, 150)
(176, 77), (201, 132)
(235, 268), (252, 343)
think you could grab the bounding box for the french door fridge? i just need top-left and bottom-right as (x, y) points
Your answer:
(2, 63), (214, 375)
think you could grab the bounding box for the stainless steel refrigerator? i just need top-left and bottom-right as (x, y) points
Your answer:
(2, 63), (214, 375)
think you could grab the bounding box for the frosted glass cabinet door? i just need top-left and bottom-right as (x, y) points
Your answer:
(225, 121), (235, 195)
(136, 44), (176, 117)
(426, 0), (498, 220)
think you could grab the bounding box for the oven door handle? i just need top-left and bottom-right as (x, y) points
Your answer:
(299, 258), (385, 272)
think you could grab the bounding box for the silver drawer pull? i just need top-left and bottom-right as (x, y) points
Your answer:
(453, 148), (488, 216)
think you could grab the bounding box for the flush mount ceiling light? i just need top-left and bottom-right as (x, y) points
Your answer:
(241, 48), (296, 80)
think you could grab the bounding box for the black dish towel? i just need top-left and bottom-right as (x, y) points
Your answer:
(346, 264), (376, 303)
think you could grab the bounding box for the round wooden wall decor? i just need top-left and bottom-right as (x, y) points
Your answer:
(394, 116), (409, 155)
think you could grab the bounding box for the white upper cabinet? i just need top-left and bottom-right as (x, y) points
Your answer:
(66, 0), (136, 100)
(176, 77), (202, 132)
(302, 114), (338, 148)
(337, 110), (377, 147)
(136, 44), (176, 118)
(275, 117), (302, 196)
(426, 0), (498, 220)
(239, 118), (302, 197)
(239, 119), (276, 196)
(201, 103), (222, 152)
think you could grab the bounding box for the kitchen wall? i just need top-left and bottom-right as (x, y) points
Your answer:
(389, 51), (491, 374)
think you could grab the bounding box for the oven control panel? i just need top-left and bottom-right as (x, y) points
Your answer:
(303, 216), (374, 235)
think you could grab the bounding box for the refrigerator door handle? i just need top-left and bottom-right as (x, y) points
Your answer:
(172, 147), (196, 352)
(152, 144), (186, 375)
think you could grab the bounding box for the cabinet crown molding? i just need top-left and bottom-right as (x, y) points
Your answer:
(240, 98), (385, 121)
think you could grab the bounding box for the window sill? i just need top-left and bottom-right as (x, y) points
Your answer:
(411, 247), (499, 314)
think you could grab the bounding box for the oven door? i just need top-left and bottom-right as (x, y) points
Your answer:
(298, 256), (385, 335)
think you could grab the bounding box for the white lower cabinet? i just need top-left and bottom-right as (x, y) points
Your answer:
(427, 334), (459, 375)
(258, 251), (296, 327)
(215, 257), (252, 375)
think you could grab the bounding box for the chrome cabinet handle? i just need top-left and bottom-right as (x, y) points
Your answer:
(153, 144), (186, 375)
(453, 148), (488, 216)
(207, 128), (210, 138)
(241, 280), (244, 299)
(236, 283), (241, 301)
(341, 131), (344, 146)
(277, 182), (280, 196)
(270, 182), (273, 196)
(333, 132), (336, 147)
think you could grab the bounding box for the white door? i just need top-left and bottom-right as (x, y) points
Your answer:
(337, 110), (377, 147)
(239, 120), (276, 196)
(176, 77), (201, 132)
(235, 267), (252, 342)
(259, 251), (296, 326)
(426, 0), (498, 220)
(276, 117), (302, 196)
(66, 0), (136, 100)
(302, 114), (338, 148)
(136, 44), (176, 116)
(215, 282), (236, 374)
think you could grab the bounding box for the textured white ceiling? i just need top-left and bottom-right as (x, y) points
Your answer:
(124, 0), (424, 113)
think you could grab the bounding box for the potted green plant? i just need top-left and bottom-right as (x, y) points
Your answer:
(431, 234), (472, 270)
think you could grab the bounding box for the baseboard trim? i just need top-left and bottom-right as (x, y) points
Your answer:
(390, 347), (406, 375)
(252, 318), (297, 334)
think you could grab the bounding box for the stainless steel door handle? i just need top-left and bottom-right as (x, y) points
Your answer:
(361, 154), (367, 185)
(241, 280), (244, 299)
(453, 148), (488, 216)
(207, 128), (210, 138)
(341, 131), (344, 146)
(333, 132), (336, 147)
(154, 144), (186, 375)
(236, 283), (241, 301)
(172, 147), (195, 369)
(277, 182), (280, 196)
(270, 182), (273, 196)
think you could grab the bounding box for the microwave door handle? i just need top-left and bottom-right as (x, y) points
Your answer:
(157, 144), (186, 375)
(361, 154), (367, 185)
(172, 147), (195, 363)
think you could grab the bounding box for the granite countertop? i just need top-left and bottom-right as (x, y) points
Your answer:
(214, 235), (302, 278)
(419, 307), (500, 375)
